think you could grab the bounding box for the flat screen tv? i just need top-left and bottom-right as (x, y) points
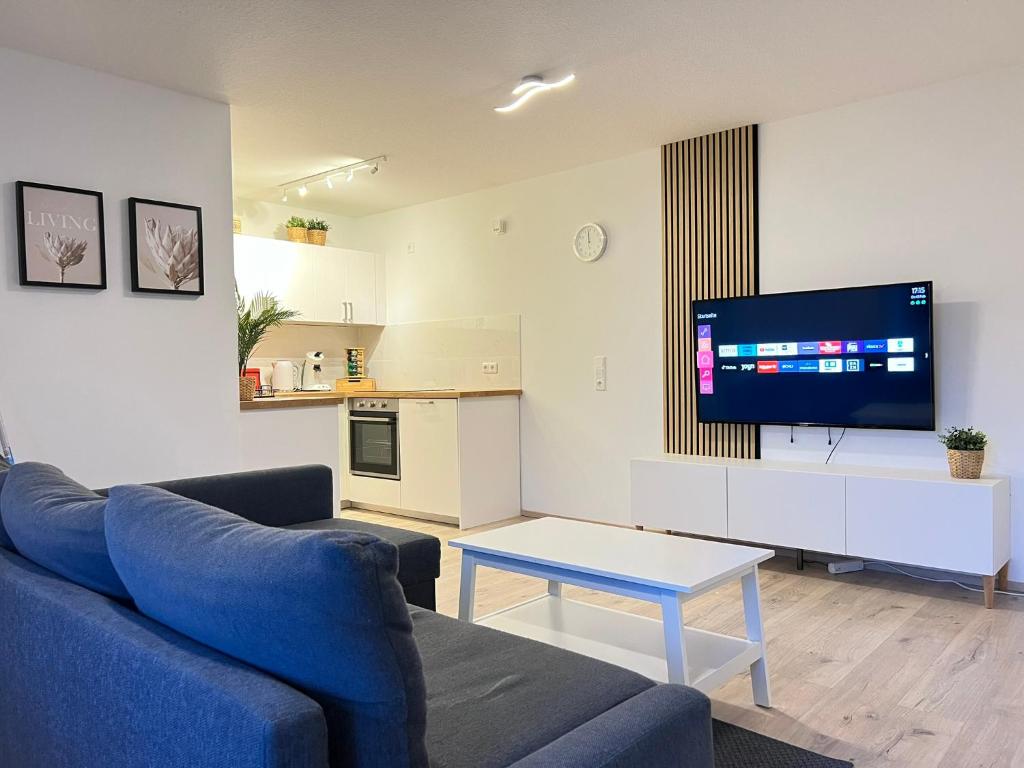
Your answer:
(692, 281), (934, 430)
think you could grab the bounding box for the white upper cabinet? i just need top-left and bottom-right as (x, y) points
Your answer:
(345, 250), (378, 325)
(306, 246), (349, 324)
(233, 235), (384, 325)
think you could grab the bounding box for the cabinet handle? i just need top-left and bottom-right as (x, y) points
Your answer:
(415, 400), (435, 405)
(346, 301), (353, 323)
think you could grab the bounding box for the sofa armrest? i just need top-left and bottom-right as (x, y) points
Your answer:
(508, 684), (713, 768)
(149, 465), (334, 527)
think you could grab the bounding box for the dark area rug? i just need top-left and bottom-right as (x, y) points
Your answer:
(714, 720), (853, 767)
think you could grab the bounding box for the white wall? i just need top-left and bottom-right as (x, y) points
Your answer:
(347, 151), (662, 524)
(0, 47), (239, 487)
(233, 198), (354, 243)
(759, 65), (1024, 579)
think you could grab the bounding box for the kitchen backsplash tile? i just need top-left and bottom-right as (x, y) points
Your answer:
(368, 314), (521, 390)
(247, 314), (520, 391)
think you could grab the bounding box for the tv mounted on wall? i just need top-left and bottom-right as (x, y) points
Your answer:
(692, 281), (935, 430)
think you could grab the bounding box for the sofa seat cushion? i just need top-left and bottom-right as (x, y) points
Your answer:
(0, 462), (129, 600)
(286, 518), (441, 584)
(105, 485), (428, 768)
(410, 607), (656, 768)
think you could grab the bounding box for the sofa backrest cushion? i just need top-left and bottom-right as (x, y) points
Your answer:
(0, 459), (13, 551)
(0, 462), (130, 600)
(105, 485), (428, 768)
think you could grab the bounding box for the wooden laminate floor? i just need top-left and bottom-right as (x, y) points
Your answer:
(345, 508), (1024, 768)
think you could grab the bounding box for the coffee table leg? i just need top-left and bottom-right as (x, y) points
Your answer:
(660, 591), (690, 685)
(547, 580), (562, 597)
(458, 553), (478, 622)
(741, 567), (772, 708)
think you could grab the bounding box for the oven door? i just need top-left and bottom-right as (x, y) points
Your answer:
(349, 413), (400, 480)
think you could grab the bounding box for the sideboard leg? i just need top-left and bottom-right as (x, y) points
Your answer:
(635, 525), (644, 531)
(996, 563), (1009, 592)
(982, 575), (995, 609)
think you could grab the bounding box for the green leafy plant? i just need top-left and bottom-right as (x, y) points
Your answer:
(306, 218), (330, 231)
(937, 426), (988, 451)
(285, 216), (307, 229)
(237, 288), (300, 375)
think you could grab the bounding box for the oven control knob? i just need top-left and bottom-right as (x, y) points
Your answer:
(369, 402), (377, 408)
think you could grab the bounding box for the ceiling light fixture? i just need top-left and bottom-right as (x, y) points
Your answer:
(276, 155), (388, 201)
(495, 73), (575, 113)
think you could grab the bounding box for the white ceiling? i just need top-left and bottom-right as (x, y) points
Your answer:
(1, 1), (1022, 217)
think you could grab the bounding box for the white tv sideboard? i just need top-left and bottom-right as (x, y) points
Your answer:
(630, 455), (1011, 608)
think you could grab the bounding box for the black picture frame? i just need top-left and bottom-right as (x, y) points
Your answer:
(16, 181), (107, 290)
(128, 197), (205, 296)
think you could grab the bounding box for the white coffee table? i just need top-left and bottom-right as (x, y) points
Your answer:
(450, 518), (774, 706)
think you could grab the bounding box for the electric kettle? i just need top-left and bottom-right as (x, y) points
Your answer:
(271, 361), (299, 392)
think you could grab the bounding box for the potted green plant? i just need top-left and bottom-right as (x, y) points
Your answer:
(285, 215), (307, 243)
(306, 218), (330, 246)
(237, 288), (300, 401)
(938, 426), (988, 479)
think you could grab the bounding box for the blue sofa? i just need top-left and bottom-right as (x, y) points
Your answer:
(0, 461), (714, 768)
(132, 465), (441, 610)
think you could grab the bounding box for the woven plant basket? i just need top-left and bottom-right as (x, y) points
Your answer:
(287, 226), (308, 243)
(947, 449), (984, 479)
(239, 377), (257, 402)
(307, 229), (327, 246)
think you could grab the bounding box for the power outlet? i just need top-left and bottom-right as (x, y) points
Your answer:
(407, 241), (416, 255)
(594, 355), (607, 391)
(482, 362), (498, 375)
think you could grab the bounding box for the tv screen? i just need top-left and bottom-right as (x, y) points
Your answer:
(693, 281), (934, 430)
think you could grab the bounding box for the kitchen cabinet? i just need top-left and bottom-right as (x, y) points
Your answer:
(341, 394), (521, 529)
(234, 235), (384, 325)
(399, 399), (461, 518)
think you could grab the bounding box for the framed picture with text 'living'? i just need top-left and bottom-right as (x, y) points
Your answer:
(16, 181), (107, 290)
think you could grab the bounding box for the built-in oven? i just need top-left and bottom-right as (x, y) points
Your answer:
(349, 398), (400, 480)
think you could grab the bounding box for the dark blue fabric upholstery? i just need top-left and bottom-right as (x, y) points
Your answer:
(139, 464), (441, 610)
(147, 464), (334, 527)
(0, 458), (14, 551)
(0, 548), (329, 768)
(0, 462), (129, 600)
(105, 485), (429, 768)
(507, 685), (714, 768)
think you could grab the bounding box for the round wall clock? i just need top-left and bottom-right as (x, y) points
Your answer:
(573, 222), (607, 262)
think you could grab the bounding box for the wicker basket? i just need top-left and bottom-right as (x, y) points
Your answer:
(286, 226), (308, 243)
(307, 229), (327, 246)
(239, 377), (257, 402)
(947, 449), (984, 480)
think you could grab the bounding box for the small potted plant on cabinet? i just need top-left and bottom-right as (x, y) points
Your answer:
(237, 288), (299, 401)
(306, 218), (330, 246)
(285, 216), (307, 243)
(938, 426), (988, 479)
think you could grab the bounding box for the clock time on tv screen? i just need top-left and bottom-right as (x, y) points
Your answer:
(693, 281), (934, 430)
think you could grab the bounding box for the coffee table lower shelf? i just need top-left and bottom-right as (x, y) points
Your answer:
(476, 594), (762, 693)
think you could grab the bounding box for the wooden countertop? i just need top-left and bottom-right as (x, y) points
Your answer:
(240, 389), (522, 411)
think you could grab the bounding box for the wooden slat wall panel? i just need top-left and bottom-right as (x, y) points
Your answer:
(662, 125), (760, 458)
